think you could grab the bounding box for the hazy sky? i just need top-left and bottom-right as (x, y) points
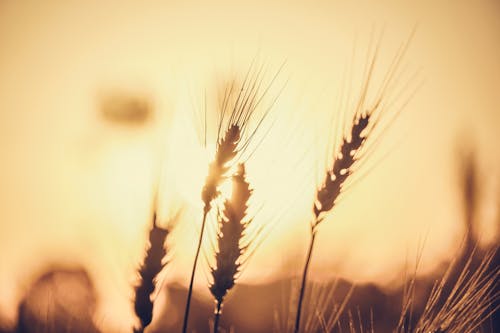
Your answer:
(1, 0), (499, 330)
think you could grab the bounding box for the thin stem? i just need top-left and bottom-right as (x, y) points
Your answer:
(182, 211), (208, 333)
(213, 300), (223, 333)
(294, 228), (317, 333)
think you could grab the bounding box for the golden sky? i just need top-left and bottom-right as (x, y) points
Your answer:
(0, 0), (499, 331)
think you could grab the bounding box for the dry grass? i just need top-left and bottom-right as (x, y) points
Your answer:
(411, 248), (498, 333)
(275, 280), (355, 333)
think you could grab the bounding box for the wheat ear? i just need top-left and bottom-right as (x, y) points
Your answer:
(294, 111), (373, 333)
(313, 113), (370, 223)
(293, 31), (418, 331)
(210, 163), (253, 333)
(182, 65), (276, 333)
(203, 125), (241, 214)
(182, 126), (241, 333)
(133, 211), (169, 333)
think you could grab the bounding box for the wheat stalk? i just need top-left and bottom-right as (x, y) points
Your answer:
(209, 163), (253, 333)
(182, 64), (280, 333)
(293, 34), (417, 332)
(294, 110), (374, 333)
(133, 211), (169, 333)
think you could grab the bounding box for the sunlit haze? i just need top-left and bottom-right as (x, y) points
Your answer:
(0, 1), (499, 331)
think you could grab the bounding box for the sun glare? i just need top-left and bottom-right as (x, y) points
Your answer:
(1, 1), (499, 332)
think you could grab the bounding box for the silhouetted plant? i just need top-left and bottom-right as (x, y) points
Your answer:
(182, 64), (281, 333)
(294, 38), (414, 332)
(209, 163), (253, 333)
(133, 210), (169, 333)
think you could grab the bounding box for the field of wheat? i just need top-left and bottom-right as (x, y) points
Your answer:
(0, 1), (499, 333)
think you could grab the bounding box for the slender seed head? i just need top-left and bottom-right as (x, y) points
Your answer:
(202, 125), (241, 214)
(313, 113), (370, 221)
(134, 214), (168, 331)
(184, 67), (276, 333)
(210, 163), (252, 303)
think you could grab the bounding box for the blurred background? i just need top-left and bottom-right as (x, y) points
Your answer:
(0, 0), (499, 332)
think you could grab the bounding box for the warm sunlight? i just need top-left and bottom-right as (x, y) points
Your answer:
(0, 1), (499, 333)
